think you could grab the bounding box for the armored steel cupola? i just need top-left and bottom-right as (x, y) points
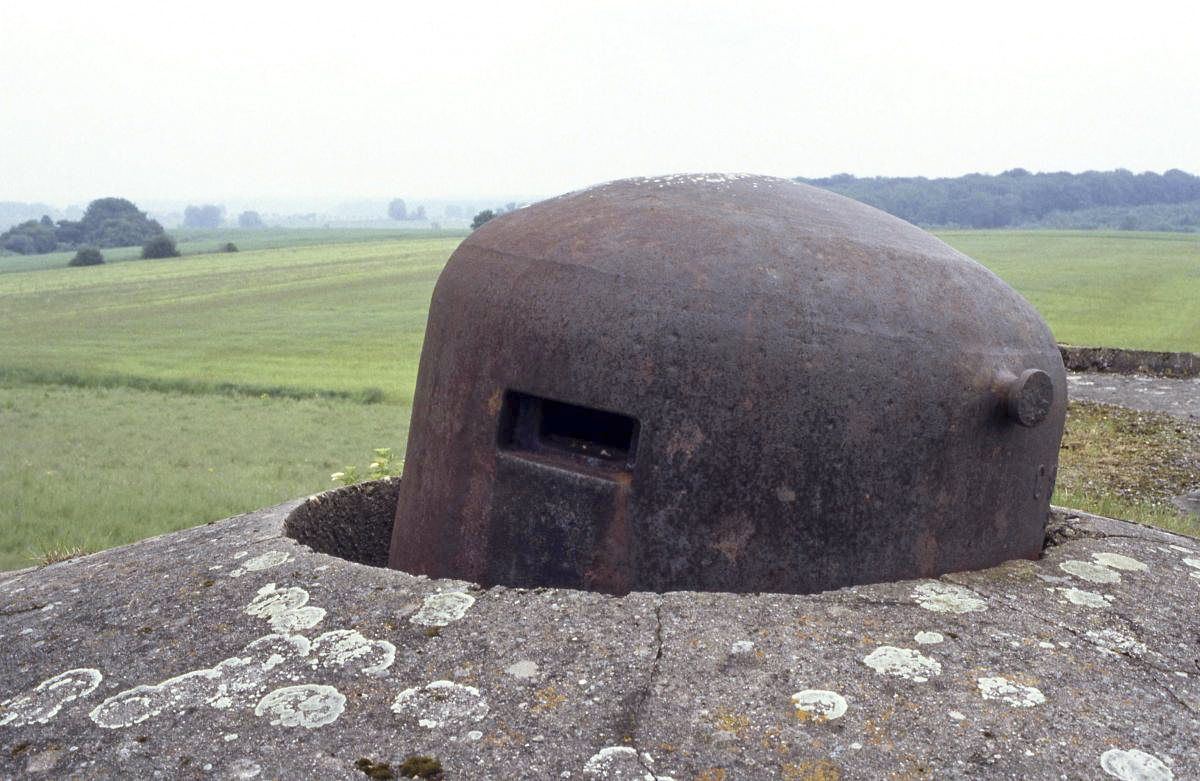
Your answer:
(388, 174), (1067, 595)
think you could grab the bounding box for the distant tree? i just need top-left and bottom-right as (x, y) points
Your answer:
(387, 199), (407, 220)
(69, 246), (104, 266)
(443, 204), (462, 219)
(73, 198), (163, 248)
(0, 198), (163, 254)
(0, 218), (58, 253)
(413, 205), (427, 220)
(796, 168), (1200, 229)
(238, 210), (264, 228)
(2, 232), (37, 254)
(183, 204), (225, 229)
(142, 234), (180, 259)
(470, 209), (496, 230)
(221, 242), (238, 252)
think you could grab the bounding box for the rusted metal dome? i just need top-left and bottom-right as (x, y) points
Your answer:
(388, 174), (1066, 595)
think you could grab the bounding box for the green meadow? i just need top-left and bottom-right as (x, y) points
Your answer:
(938, 230), (1200, 352)
(0, 229), (1197, 569)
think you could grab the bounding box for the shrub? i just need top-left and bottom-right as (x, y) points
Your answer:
(470, 209), (496, 230)
(142, 234), (179, 259)
(221, 242), (238, 253)
(68, 247), (104, 266)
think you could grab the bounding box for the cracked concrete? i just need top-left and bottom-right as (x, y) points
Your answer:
(1, 486), (1198, 780)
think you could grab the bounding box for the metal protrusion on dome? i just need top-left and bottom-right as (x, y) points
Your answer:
(1007, 369), (1055, 428)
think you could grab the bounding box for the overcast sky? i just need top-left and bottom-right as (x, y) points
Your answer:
(3, 0), (1197, 207)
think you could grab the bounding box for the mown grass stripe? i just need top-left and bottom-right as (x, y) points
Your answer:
(0, 366), (387, 404)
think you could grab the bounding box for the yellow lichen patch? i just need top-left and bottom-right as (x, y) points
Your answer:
(707, 707), (751, 737)
(781, 759), (841, 780)
(694, 769), (727, 781)
(529, 686), (567, 714)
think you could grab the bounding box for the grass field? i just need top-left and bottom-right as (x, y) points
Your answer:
(0, 236), (453, 569)
(0, 227), (466, 275)
(1, 228), (1197, 570)
(938, 230), (1200, 352)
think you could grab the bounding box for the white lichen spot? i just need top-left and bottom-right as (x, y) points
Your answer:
(729, 640), (755, 655)
(1056, 586), (1111, 608)
(310, 630), (395, 676)
(466, 730), (483, 740)
(948, 710), (966, 720)
(410, 591), (475, 627)
(254, 684), (344, 728)
(790, 689), (848, 721)
(90, 633), (316, 729)
(911, 581), (987, 613)
(1086, 629), (1148, 657)
(223, 733), (239, 741)
(1100, 748), (1175, 781)
(977, 676), (1046, 707)
(582, 746), (675, 780)
(91, 667), (224, 728)
(862, 646), (941, 682)
(505, 660), (540, 679)
(0, 668), (102, 726)
(1060, 559), (1122, 583)
(245, 583), (325, 632)
(229, 550), (292, 578)
(391, 680), (489, 729)
(914, 631), (945, 645)
(1092, 553), (1148, 572)
(226, 758), (262, 779)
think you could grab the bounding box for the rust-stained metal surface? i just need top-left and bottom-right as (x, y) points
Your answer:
(388, 174), (1067, 595)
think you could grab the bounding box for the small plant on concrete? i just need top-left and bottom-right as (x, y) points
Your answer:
(331, 448), (404, 486)
(32, 543), (92, 566)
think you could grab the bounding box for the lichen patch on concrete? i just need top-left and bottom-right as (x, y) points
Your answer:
(504, 660), (540, 679)
(1092, 552), (1149, 572)
(391, 680), (489, 729)
(409, 590), (476, 627)
(1085, 628), (1148, 657)
(582, 746), (676, 780)
(976, 676), (1046, 707)
(861, 646), (941, 682)
(1100, 748), (1175, 780)
(911, 581), (987, 613)
(253, 684), (345, 728)
(309, 629), (395, 677)
(229, 550), (292, 578)
(1056, 586), (1112, 608)
(913, 631), (944, 644)
(1060, 559), (1122, 583)
(245, 582), (326, 632)
(790, 689), (848, 721)
(0, 668), (101, 727)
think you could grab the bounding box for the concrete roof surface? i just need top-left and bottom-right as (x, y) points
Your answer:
(1, 489), (1197, 780)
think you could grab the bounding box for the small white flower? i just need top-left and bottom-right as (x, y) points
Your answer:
(330, 472), (344, 481)
(369, 462), (380, 469)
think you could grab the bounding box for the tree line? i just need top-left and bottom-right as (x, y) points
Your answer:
(0, 198), (165, 255)
(797, 169), (1200, 230)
